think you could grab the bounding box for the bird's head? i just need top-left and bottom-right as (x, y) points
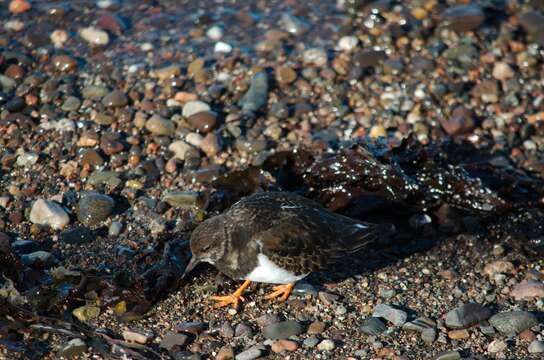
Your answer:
(183, 215), (228, 278)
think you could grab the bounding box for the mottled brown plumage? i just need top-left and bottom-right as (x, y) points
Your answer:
(185, 192), (393, 295)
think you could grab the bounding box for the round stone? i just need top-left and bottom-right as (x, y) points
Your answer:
(77, 193), (115, 226)
(145, 115), (175, 136)
(79, 27), (109, 45)
(263, 321), (303, 340)
(101, 90), (128, 107)
(29, 199), (69, 229)
(182, 100), (211, 118)
(489, 311), (538, 335)
(187, 111), (217, 133)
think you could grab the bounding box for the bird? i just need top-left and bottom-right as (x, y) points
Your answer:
(183, 191), (394, 308)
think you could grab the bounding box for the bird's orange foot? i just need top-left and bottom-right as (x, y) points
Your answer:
(210, 280), (251, 308)
(264, 282), (295, 302)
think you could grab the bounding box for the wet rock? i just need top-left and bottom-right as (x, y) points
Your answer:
(11, 239), (40, 254)
(21, 251), (53, 267)
(444, 44), (478, 64)
(62, 96), (82, 111)
(489, 311), (538, 335)
(511, 280), (544, 300)
(58, 338), (87, 358)
(280, 13), (309, 36)
(443, 5), (484, 32)
(188, 111), (217, 133)
(155, 64), (181, 81)
(87, 171), (121, 187)
(80, 27), (109, 45)
(60, 227), (95, 245)
(72, 305), (100, 322)
(445, 302), (492, 329)
(29, 199), (69, 229)
(182, 100), (211, 118)
(235, 345), (264, 360)
(77, 193), (114, 226)
(82, 85), (110, 99)
(439, 106), (474, 136)
(163, 191), (204, 209)
(529, 340), (544, 353)
(372, 304), (407, 326)
(52, 55), (78, 72)
(338, 35), (358, 52)
(214, 41), (232, 53)
(317, 339), (335, 351)
(102, 90), (128, 107)
(145, 114), (176, 136)
(108, 221), (123, 236)
(353, 49), (386, 68)
(9, 0), (31, 14)
(176, 321), (207, 335)
(263, 321), (303, 339)
(360, 317), (386, 335)
(240, 72), (268, 112)
(292, 282), (317, 297)
(160, 332), (189, 350)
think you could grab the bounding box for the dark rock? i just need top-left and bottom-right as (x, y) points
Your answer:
(263, 321), (303, 339)
(443, 5), (485, 32)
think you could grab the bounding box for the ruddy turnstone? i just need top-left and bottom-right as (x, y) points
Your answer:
(184, 191), (394, 308)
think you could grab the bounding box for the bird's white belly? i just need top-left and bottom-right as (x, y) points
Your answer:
(245, 254), (308, 284)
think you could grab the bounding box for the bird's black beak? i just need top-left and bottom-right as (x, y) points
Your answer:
(182, 255), (200, 279)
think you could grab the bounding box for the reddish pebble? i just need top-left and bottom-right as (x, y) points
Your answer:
(9, 0), (31, 14)
(271, 339), (299, 353)
(448, 329), (470, 339)
(519, 329), (536, 342)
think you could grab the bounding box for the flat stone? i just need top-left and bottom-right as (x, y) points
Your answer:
(163, 191), (204, 209)
(160, 332), (189, 350)
(489, 311), (538, 335)
(216, 346), (235, 360)
(101, 90), (128, 107)
(263, 320), (303, 339)
(317, 339), (335, 351)
(182, 100), (211, 118)
(235, 345), (264, 360)
(29, 199), (69, 229)
(360, 317), (387, 335)
(176, 321), (207, 334)
(77, 193), (114, 226)
(187, 111), (217, 133)
(168, 140), (193, 160)
(271, 339), (298, 353)
(239, 72), (268, 112)
(510, 280), (544, 300)
(20, 251), (53, 267)
(443, 5), (484, 32)
(528, 340), (544, 353)
(483, 260), (514, 276)
(59, 338), (87, 358)
(445, 302), (492, 329)
(487, 339), (507, 353)
(80, 27), (109, 45)
(434, 351), (461, 360)
(372, 303), (407, 326)
(145, 115), (175, 136)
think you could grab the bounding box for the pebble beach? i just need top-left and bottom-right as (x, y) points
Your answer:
(1, 0), (544, 359)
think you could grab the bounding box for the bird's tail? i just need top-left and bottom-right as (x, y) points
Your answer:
(339, 222), (396, 254)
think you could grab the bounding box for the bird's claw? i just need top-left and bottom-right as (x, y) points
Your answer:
(210, 294), (245, 308)
(264, 283), (295, 302)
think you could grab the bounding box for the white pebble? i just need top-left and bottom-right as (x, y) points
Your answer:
(303, 47), (328, 67)
(338, 35), (358, 52)
(185, 132), (204, 148)
(16, 152), (39, 167)
(50, 29), (68, 47)
(30, 199), (70, 230)
(206, 25), (223, 40)
(4, 20), (25, 32)
(182, 100), (211, 118)
(80, 27), (109, 46)
(317, 339), (335, 351)
(140, 42), (153, 51)
(214, 41), (232, 53)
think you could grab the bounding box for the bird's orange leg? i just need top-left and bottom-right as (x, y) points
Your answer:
(264, 282), (295, 302)
(210, 280), (251, 308)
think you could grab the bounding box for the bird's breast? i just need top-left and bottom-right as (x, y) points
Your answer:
(244, 253), (309, 284)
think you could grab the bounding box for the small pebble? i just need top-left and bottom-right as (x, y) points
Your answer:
(317, 339), (335, 351)
(372, 304), (408, 326)
(29, 199), (69, 229)
(528, 340), (544, 353)
(80, 27), (109, 45)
